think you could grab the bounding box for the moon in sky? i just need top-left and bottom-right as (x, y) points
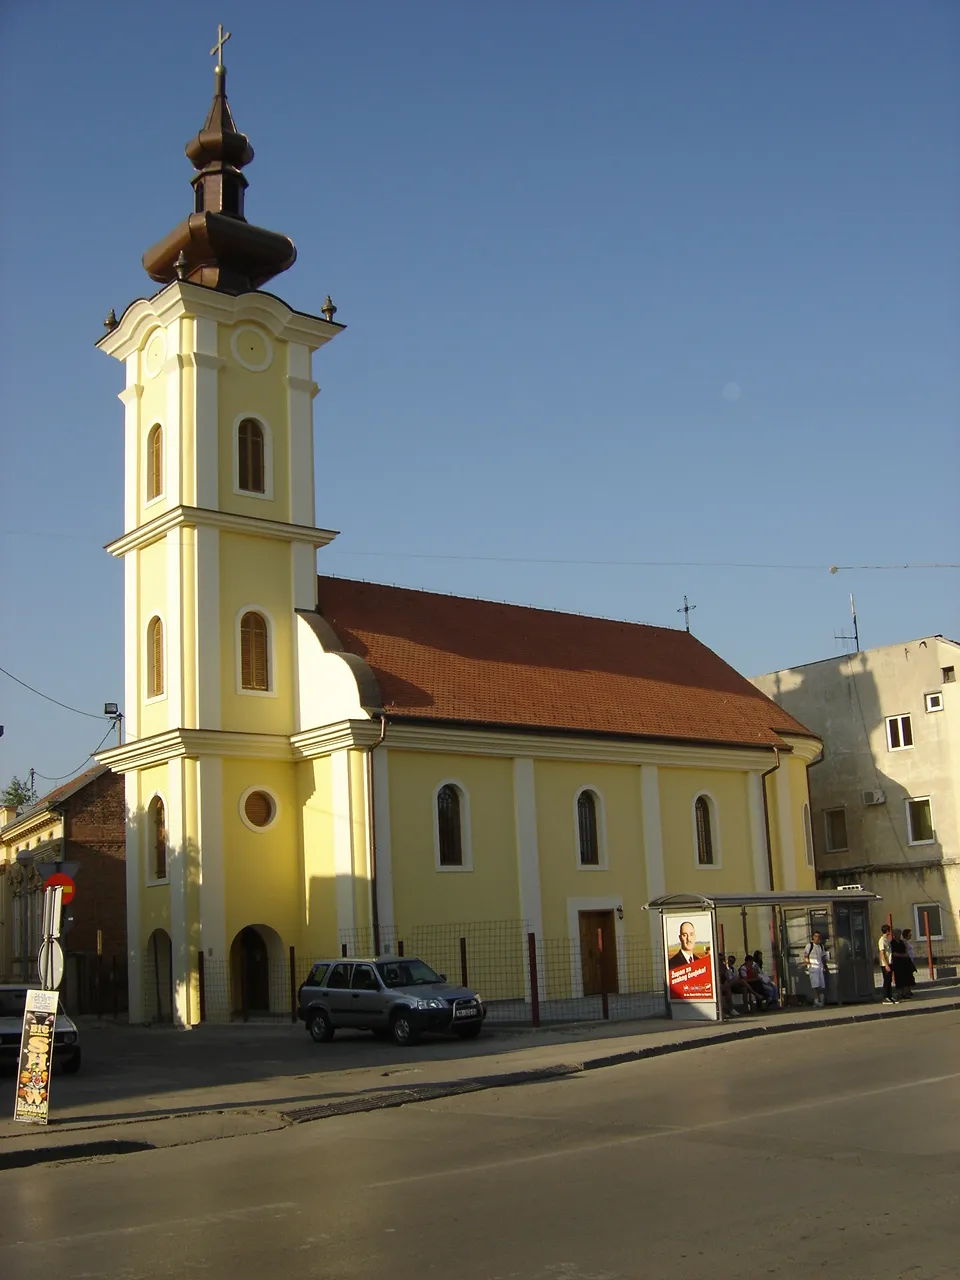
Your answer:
(721, 382), (741, 402)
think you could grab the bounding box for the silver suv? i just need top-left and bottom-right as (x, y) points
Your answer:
(297, 956), (486, 1047)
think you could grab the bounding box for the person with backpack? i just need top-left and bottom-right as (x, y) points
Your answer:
(803, 930), (827, 1007)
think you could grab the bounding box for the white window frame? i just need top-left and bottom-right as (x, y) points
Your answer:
(924, 692), (943, 713)
(692, 791), (722, 869)
(232, 412), (274, 500)
(144, 612), (167, 704)
(912, 902), (944, 941)
(823, 807), (848, 853)
(239, 785), (281, 833)
(802, 802), (815, 868)
(885, 713), (914, 751)
(145, 791), (170, 886)
(574, 785), (608, 871)
(905, 796), (935, 846)
(432, 779), (472, 873)
(234, 604), (278, 698)
(144, 421), (165, 508)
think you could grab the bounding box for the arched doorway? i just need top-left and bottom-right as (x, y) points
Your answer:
(145, 928), (173, 1023)
(229, 925), (282, 1017)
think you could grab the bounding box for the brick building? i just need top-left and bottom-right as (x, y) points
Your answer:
(0, 765), (127, 1012)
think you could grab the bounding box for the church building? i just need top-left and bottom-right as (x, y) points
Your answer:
(97, 45), (820, 1025)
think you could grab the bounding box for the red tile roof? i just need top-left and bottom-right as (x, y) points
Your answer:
(315, 577), (815, 750)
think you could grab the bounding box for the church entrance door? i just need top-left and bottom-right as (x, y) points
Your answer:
(239, 926), (270, 1014)
(578, 910), (618, 996)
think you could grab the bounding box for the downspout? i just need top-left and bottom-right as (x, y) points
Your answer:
(761, 748), (780, 892)
(365, 713), (388, 955)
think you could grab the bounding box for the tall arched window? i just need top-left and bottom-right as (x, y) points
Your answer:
(149, 797), (167, 881)
(577, 790), (600, 866)
(238, 418), (265, 493)
(240, 611), (269, 690)
(146, 424), (163, 500)
(147, 616), (164, 698)
(437, 784), (463, 867)
(695, 795), (714, 865)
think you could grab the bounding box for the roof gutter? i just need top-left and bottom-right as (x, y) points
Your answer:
(761, 748), (781, 891)
(365, 713), (388, 954)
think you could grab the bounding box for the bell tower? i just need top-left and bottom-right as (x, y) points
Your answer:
(97, 36), (343, 1026)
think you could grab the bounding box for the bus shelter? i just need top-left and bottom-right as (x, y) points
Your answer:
(644, 888), (881, 1022)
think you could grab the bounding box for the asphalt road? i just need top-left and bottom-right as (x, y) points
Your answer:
(3, 1012), (958, 1279)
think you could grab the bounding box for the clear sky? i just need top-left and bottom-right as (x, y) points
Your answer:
(1, 1), (957, 791)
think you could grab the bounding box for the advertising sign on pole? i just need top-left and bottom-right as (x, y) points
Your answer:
(662, 909), (719, 1022)
(13, 988), (59, 1125)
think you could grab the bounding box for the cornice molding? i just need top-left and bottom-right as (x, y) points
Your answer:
(118, 385), (144, 406)
(780, 734), (823, 763)
(291, 719), (382, 758)
(286, 375), (320, 398)
(98, 282), (343, 362)
(105, 504), (339, 557)
(98, 729), (296, 773)
(0, 807), (58, 843)
(182, 352), (227, 373)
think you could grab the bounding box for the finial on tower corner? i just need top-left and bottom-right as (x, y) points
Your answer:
(104, 308), (118, 332)
(175, 251), (189, 280)
(321, 295), (338, 324)
(210, 23), (231, 71)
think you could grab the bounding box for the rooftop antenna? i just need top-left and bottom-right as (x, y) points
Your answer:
(834, 592), (860, 653)
(677, 594), (696, 634)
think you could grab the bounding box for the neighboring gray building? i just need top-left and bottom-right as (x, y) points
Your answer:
(752, 636), (959, 959)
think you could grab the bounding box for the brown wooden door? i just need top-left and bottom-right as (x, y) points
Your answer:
(578, 910), (619, 996)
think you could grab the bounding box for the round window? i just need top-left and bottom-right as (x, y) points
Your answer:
(243, 790), (275, 828)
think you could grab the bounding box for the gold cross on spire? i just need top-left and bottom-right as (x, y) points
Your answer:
(210, 23), (231, 70)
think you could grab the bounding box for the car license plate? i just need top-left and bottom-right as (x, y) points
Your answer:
(454, 1006), (477, 1018)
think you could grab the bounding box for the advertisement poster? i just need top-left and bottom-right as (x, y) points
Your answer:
(662, 911), (718, 1021)
(14, 989), (59, 1125)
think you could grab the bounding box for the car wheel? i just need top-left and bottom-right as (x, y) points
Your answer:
(308, 1009), (334, 1043)
(61, 1051), (82, 1074)
(454, 1023), (482, 1040)
(390, 1009), (419, 1047)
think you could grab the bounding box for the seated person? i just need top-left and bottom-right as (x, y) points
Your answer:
(751, 950), (780, 1008)
(717, 958), (739, 1016)
(727, 954), (760, 1010)
(738, 955), (769, 1008)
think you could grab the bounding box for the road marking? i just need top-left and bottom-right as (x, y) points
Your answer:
(4, 1202), (299, 1249)
(368, 1069), (960, 1189)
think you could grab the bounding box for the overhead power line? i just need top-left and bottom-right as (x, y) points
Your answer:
(0, 664), (111, 721)
(324, 550), (959, 572)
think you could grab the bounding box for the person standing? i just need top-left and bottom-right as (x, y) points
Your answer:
(878, 923), (895, 1004)
(902, 928), (918, 995)
(891, 928), (913, 1000)
(803, 930), (827, 1007)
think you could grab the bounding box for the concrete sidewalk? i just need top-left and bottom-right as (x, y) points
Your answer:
(2, 985), (958, 1169)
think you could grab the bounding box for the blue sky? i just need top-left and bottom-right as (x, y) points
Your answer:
(1, 1), (957, 790)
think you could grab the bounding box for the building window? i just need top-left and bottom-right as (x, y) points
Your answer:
(148, 797), (166, 881)
(906, 797), (934, 845)
(577, 790), (600, 866)
(437, 784), (464, 867)
(238, 418), (265, 493)
(147, 616), (164, 698)
(886, 714), (913, 751)
(924, 692), (943, 713)
(146, 424), (163, 501)
(942, 666), (955, 684)
(802, 803), (815, 868)
(694, 794), (715, 866)
(240, 611), (269, 690)
(913, 902), (943, 940)
(824, 807), (848, 853)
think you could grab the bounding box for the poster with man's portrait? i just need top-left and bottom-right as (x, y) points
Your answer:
(662, 911), (717, 1019)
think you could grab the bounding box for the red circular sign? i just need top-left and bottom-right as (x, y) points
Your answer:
(45, 872), (76, 904)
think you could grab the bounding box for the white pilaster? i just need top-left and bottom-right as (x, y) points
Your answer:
(748, 771), (771, 890)
(641, 764), (665, 954)
(124, 771), (144, 1023)
(165, 528), (184, 729)
(166, 756), (191, 1027)
(287, 343), (317, 528)
(332, 749), (356, 940)
(776, 762), (797, 890)
(197, 756), (226, 962)
(163, 320), (185, 506)
(124, 553), (139, 741)
(119, 357), (141, 534)
(513, 758), (543, 939)
(192, 318), (222, 510)
(372, 746), (395, 939)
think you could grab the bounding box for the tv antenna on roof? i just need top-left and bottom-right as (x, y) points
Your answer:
(834, 592), (860, 653)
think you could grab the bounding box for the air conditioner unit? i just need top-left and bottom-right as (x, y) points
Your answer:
(862, 789), (886, 806)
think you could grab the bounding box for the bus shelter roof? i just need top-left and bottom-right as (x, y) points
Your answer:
(643, 889), (881, 911)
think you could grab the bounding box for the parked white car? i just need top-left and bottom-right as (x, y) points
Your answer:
(0, 984), (82, 1074)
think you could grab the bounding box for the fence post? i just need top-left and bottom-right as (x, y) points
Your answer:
(398, 939), (404, 958)
(598, 927), (609, 1020)
(527, 932), (540, 1028)
(289, 945), (298, 1023)
(459, 936), (468, 989)
(112, 955), (119, 1018)
(341, 942), (348, 958)
(924, 911), (935, 981)
(96, 953), (103, 1019)
(887, 911), (893, 934)
(197, 950), (206, 1022)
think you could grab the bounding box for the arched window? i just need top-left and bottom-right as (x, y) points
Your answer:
(146, 424), (163, 500)
(147, 616), (164, 698)
(149, 797), (166, 881)
(802, 803), (815, 868)
(695, 795), (714, 865)
(238, 418), (265, 493)
(240, 611), (269, 690)
(437, 784), (463, 867)
(577, 790), (600, 866)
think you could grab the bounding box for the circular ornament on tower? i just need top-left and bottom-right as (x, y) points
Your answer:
(143, 329), (166, 379)
(230, 324), (273, 372)
(240, 786), (279, 831)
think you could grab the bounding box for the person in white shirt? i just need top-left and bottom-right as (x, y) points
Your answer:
(878, 924), (895, 1004)
(752, 950), (780, 1008)
(803, 931), (827, 1007)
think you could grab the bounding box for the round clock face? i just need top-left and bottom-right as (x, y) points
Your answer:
(143, 329), (166, 378)
(231, 325), (273, 372)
